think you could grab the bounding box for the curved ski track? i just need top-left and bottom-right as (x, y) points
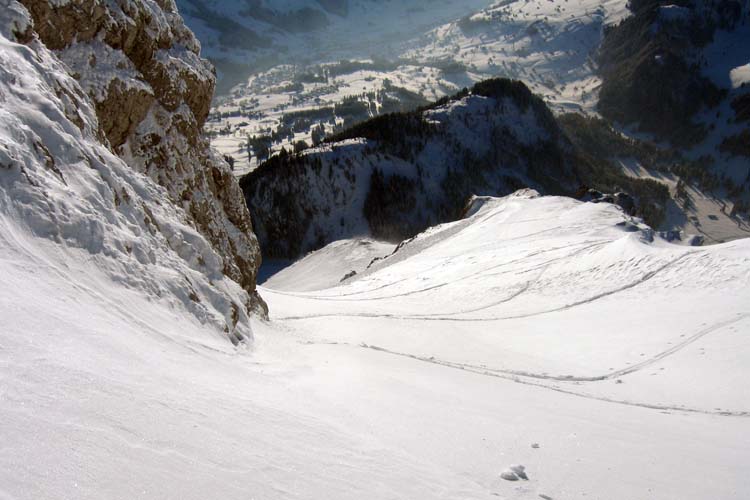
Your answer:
(297, 310), (749, 418)
(273, 250), (701, 321)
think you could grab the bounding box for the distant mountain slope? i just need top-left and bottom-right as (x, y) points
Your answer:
(598, 0), (750, 166)
(203, 0), (631, 173)
(175, 0), (493, 92)
(405, 0), (630, 112)
(241, 79), (658, 258)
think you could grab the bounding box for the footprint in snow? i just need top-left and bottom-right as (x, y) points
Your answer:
(500, 464), (528, 481)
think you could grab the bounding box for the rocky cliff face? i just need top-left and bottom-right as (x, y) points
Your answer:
(13, 0), (265, 314)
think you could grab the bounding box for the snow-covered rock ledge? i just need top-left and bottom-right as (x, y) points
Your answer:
(13, 0), (266, 316)
(0, 0), (265, 344)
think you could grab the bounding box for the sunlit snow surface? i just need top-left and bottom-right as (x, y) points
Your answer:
(3, 190), (749, 500)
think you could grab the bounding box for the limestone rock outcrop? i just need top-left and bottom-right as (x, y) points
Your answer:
(15, 0), (265, 315)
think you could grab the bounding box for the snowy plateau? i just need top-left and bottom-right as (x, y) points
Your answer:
(0, 1), (750, 500)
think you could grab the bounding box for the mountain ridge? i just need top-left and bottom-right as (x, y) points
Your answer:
(240, 79), (621, 259)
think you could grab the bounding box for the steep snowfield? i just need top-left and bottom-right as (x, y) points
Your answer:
(265, 190), (750, 415)
(4, 188), (749, 499)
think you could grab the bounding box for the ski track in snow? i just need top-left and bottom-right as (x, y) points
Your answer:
(271, 250), (701, 321)
(264, 238), (611, 303)
(294, 310), (750, 418)
(358, 340), (750, 417)
(260, 194), (750, 424)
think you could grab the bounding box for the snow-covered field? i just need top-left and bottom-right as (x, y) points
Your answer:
(3, 190), (749, 499)
(180, 0), (495, 70)
(406, 0), (630, 112)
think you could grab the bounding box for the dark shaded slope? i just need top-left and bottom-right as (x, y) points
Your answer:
(597, 0), (746, 147)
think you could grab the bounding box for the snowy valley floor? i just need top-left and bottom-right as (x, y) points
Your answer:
(2, 192), (750, 499)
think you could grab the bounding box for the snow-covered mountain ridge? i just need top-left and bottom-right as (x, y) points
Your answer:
(266, 190), (749, 410)
(241, 79), (588, 258)
(0, 0), (264, 341)
(240, 78), (692, 259)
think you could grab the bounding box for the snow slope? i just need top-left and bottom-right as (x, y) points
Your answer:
(263, 237), (396, 292)
(4, 188), (749, 499)
(265, 190), (750, 413)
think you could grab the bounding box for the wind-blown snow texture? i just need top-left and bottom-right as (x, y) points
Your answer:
(0, 2), (257, 341)
(2, 189), (749, 499)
